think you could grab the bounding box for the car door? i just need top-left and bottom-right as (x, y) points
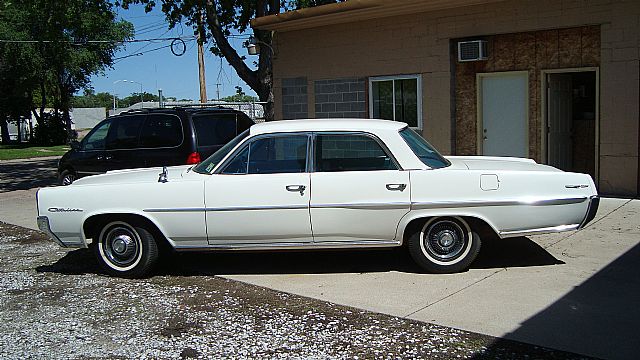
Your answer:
(104, 114), (146, 171)
(205, 133), (313, 245)
(139, 112), (185, 167)
(310, 132), (411, 243)
(74, 119), (112, 176)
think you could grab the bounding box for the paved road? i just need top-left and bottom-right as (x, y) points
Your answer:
(1, 157), (638, 359)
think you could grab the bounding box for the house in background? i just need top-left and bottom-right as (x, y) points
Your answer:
(252, 0), (640, 197)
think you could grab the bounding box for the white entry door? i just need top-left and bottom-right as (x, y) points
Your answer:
(479, 72), (528, 157)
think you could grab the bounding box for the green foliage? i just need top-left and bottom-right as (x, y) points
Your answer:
(72, 91), (115, 108)
(31, 113), (74, 146)
(220, 86), (257, 102)
(0, 0), (133, 143)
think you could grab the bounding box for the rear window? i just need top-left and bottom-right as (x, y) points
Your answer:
(192, 114), (238, 147)
(139, 114), (183, 148)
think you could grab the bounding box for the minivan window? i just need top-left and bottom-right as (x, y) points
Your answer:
(82, 120), (111, 150)
(192, 114), (237, 147)
(105, 115), (144, 150)
(193, 129), (249, 174)
(139, 114), (182, 148)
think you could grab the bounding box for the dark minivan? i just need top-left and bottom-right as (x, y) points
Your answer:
(58, 107), (254, 184)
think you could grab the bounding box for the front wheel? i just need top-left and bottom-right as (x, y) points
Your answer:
(408, 217), (481, 274)
(94, 221), (158, 278)
(58, 169), (76, 185)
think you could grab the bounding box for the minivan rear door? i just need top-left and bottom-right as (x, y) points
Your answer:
(192, 113), (240, 159)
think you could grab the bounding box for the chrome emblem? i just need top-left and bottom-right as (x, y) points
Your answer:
(48, 207), (83, 213)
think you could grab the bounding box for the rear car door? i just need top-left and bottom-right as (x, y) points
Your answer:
(104, 114), (146, 170)
(309, 133), (411, 243)
(138, 112), (185, 167)
(205, 133), (312, 245)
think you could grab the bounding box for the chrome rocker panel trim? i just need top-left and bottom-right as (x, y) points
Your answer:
(174, 239), (401, 252)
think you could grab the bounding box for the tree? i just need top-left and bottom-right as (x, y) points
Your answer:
(120, 0), (342, 121)
(220, 86), (258, 102)
(0, 0), (133, 144)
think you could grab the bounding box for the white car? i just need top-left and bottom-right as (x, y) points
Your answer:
(36, 119), (599, 277)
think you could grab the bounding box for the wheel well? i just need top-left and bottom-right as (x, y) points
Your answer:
(403, 215), (499, 244)
(83, 214), (171, 251)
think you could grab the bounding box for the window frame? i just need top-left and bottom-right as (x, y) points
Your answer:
(368, 74), (423, 130)
(311, 131), (403, 173)
(215, 132), (313, 175)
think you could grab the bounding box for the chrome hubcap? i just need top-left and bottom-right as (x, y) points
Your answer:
(424, 220), (467, 262)
(102, 226), (140, 267)
(62, 175), (75, 185)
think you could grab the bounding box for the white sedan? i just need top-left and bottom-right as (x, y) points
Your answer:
(36, 119), (599, 277)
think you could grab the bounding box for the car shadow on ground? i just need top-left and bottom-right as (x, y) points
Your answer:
(37, 236), (563, 276)
(0, 159), (59, 192)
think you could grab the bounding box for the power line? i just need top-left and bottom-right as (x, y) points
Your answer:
(0, 36), (195, 44)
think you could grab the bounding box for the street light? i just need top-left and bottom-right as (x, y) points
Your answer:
(113, 79), (144, 111)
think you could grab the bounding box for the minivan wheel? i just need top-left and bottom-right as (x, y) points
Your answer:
(58, 169), (76, 185)
(95, 221), (158, 278)
(408, 217), (481, 274)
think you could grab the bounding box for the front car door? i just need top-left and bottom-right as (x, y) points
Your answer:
(310, 132), (411, 243)
(205, 133), (313, 245)
(74, 119), (112, 176)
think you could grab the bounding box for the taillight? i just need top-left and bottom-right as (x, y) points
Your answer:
(186, 152), (201, 164)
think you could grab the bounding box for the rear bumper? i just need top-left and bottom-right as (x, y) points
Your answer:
(37, 216), (68, 248)
(578, 196), (600, 229)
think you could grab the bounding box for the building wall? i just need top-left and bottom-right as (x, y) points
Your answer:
(270, 0), (640, 196)
(454, 26), (600, 161)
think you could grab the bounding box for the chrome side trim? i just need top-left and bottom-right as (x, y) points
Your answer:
(175, 239), (401, 251)
(311, 202), (410, 210)
(144, 208), (206, 213)
(499, 224), (580, 238)
(145, 202), (411, 213)
(411, 197), (587, 210)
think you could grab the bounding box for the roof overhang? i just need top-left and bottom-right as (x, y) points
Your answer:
(252, 0), (505, 32)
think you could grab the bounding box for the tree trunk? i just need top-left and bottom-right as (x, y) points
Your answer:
(0, 116), (10, 144)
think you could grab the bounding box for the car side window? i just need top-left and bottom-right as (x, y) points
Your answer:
(139, 114), (183, 148)
(220, 134), (308, 175)
(82, 120), (111, 151)
(315, 134), (398, 172)
(105, 115), (145, 150)
(192, 114), (237, 147)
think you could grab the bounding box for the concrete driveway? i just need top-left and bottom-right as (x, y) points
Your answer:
(2, 157), (638, 359)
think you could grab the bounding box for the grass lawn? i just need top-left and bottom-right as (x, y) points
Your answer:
(0, 144), (69, 160)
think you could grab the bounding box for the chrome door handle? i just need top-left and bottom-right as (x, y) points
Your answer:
(286, 185), (306, 196)
(386, 183), (406, 192)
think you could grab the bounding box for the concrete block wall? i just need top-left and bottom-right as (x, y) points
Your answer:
(281, 77), (308, 119)
(314, 78), (367, 118)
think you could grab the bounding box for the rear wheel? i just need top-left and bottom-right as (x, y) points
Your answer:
(58, 169), (76, 185)
(408, 217), (481, 273)
(94, 221), (158, 278)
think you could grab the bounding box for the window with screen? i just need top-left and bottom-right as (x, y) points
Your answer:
(315, 134), (397, 172)
(370, 75), (421, 129)
(105, 115), (144, 150)
(221, 134), (308, 175)
(139, 114), (182, 148)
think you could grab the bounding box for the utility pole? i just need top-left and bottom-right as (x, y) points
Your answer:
(197, 11), (207, 104)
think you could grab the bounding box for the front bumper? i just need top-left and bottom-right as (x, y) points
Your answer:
(37, 216), (69, 248)
(578, 196), (600, 229)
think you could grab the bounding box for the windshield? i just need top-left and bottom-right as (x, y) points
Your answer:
(399, 127), (450, 169)
(193, 129), (250, 174)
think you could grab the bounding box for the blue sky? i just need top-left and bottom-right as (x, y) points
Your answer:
(88, 4), (256, 101)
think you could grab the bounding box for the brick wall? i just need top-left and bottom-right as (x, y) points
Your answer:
(314, 78), (367, 118)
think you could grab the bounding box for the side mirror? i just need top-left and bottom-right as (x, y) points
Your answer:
(70, 140), (81, 151)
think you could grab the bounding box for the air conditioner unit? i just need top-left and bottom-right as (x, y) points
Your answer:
(458, 40), (488, 62)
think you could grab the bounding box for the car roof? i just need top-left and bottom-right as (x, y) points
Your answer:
(250, 119), (406, 135)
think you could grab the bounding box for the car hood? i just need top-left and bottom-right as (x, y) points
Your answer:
(445, 156), (561, 172)
(71, 165), (194, 186)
